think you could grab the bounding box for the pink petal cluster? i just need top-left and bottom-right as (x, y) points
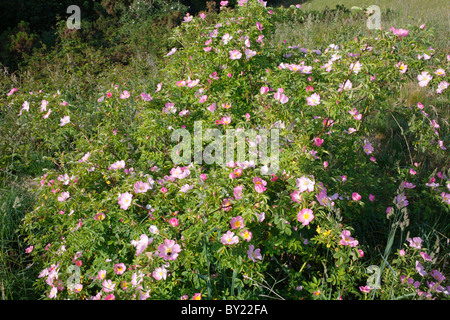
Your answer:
(221, 231), (239, 245)
(339, 230), (359, 247)
(158, 239), (181, 260)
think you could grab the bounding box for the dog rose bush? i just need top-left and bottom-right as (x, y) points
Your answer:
(17, 0), (448, 300)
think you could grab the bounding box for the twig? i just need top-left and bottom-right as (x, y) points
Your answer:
(390, 111), (414, 166)
(242, 274), (285, 300)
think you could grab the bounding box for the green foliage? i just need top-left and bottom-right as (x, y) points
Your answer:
(1, 0), (449, 300)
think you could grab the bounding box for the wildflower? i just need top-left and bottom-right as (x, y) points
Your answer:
(101, 293), (114, 300)
(291, 190), (302, 203)
(314, 137), (324, 147)
(166, 48), (177, 57)
(403, 182), (416, 189)
(221, 231), (239, 245)
(359, 286), (372, 293)
(39, 100), (48, 112)
(436, 81), (448, 94)
(131, 234), (153, 256)
(420, 252), (432, 262)
(229, 50), (242, 60)
(57, 191), (70, 202)
(321, 60), (333, 72)
(183, 13), (193, 22)
(230, 216), (245, 229)
(114, 263), (126, 275)
(434, 68), (446, 76)
(118, 192), (133, 210)
(240, 230), (253, 242)
(60, 116), (70, 126)
(221, 33), (232, 45)
(416, 261), (427, 277)
(247, 245), (262, 262)
(152, 266), (167, 281)
(297, 208), (314, 226)
(222, 102), (232, 109)
(218, 116), (231, 125)
(233, 185), (244, 200)
(109, 160), (125, 170)
(407, 237), (423, 249)
(120, 90), (130, 99)
(351, 192), (362, 201)
(21, 101), (30, 113)
(245, 49), (257, 59)
(192, 293), (202, 300)
(7, 88), (18, 96)
(417, 71), (432, 87)
(253, 176), (267, 193)
(390, 27), (409, 37)
(395, 193), (409, 208)
(256, 21), (263, 31)
(430, 270), (445, 282)
(260, 86), (269, 94)
(148, 226), (159, 236)
(307, 93), (321, 106)
(274, 88), (289, 104)
(207, 103), (216, 112)
(79, 152), (90, 163)
(441, 192), (450, 205)
(396, 62), (408, 73)
(296, 176), (315, 193)
(363, 141), (374, 155)
(338, 80), (352, 91)
(141, 93), (152, 101)
(339, 230), (359, 247)
(97, 270), (107, 281)
(317, 191), (334, 207)
(169, 218), (179, 227)
(158, 239), (181, 260)
(180, 184), (193, 193)
(43, 109), (52, 119)
(102, 279), (115, 293)
(350, 61), (362, 74)
(134, 181), (151, 193)
(222, 198), (233, 211)
(163, 102), (177, 114)
(48, 287), (58, 299)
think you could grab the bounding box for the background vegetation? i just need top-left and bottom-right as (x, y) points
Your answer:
(0, 0), (448, 299)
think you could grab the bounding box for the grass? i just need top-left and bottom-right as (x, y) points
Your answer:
(0, 178), (39, 300)
(0, 0), (448, 300)
(274, 0), (449, 49)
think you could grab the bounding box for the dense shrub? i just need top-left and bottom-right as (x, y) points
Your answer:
(4, 0), (449, 300)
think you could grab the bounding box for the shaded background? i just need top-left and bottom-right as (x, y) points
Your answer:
(0, 0), (304, 71)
